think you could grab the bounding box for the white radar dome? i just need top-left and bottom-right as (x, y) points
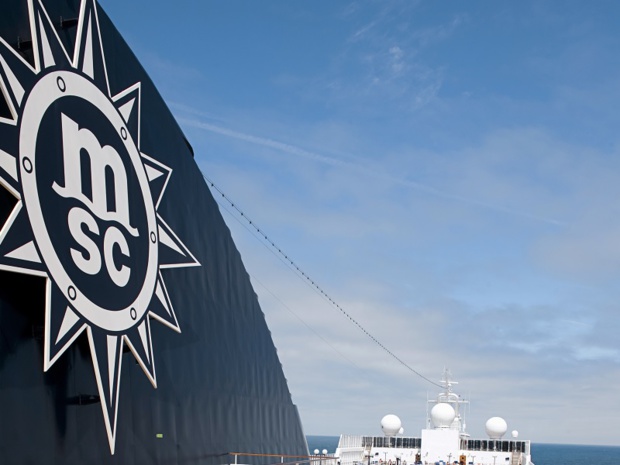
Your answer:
(485, 417), (508, 439)
(380, 414), (402, 437)
(430, 403), (455, 428)
(511, 430), (519, 438)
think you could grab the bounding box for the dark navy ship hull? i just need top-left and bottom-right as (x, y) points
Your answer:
(0, 1), (308, 463)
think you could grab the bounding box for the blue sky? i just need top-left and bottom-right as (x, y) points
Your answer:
(100, 0), (620, 446)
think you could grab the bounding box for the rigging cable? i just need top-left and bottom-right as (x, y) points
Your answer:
(202, 173), (443, 390)
(215, 198), (363, 371)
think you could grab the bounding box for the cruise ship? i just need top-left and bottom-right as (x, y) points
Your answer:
(334, 371), (534, 465)
(0, 0), (307, 463)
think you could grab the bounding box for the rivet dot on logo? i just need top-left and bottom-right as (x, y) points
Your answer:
(120, 127), (127, 140)
(22, 157), (33, 173)
(68, 286), (77, 300)
(56, 76), (66, 92)
(150, 231), (157, 243)
(130, 308), (137, 320)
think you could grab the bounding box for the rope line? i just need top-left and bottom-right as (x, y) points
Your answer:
(202, 173), (442, 389)
(215, 199), (363, 370)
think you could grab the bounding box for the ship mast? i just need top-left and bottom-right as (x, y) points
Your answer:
(427, 368), (469, 435)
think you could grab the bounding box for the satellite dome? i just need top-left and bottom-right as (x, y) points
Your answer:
(485, 417), (508, 439)
(511, 430), (519, 438)
(380, 414), (402, 437)
(430, 403), (455, 428)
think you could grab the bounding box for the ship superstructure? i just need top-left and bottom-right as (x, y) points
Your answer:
(334, 371), (534, 465)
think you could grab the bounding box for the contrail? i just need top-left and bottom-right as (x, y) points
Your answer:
(177, 116), (565, 227)
(177, 117), (348, 168)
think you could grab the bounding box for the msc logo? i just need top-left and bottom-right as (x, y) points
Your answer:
(59, 113), (135, 288)
(20, 69), (160, 332)
(0, 0), (199, 453)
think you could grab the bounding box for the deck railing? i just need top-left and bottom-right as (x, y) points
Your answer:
(337, 435), (529, 454)
(226, 451), (338, 465)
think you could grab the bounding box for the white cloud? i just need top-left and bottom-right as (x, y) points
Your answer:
(573, 346), (620, 362)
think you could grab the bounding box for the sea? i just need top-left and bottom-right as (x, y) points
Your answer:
(306, 436), (620, 465)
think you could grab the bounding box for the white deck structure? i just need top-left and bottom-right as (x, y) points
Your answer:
(334, 371), (534, 465)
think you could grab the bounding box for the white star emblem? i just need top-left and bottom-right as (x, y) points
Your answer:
(0, 0), (199, 453)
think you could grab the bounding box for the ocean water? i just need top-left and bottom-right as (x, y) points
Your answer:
(306, 436), (620, 465)
(306, 436), (340, 454)
(531, 443), (620, 465)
